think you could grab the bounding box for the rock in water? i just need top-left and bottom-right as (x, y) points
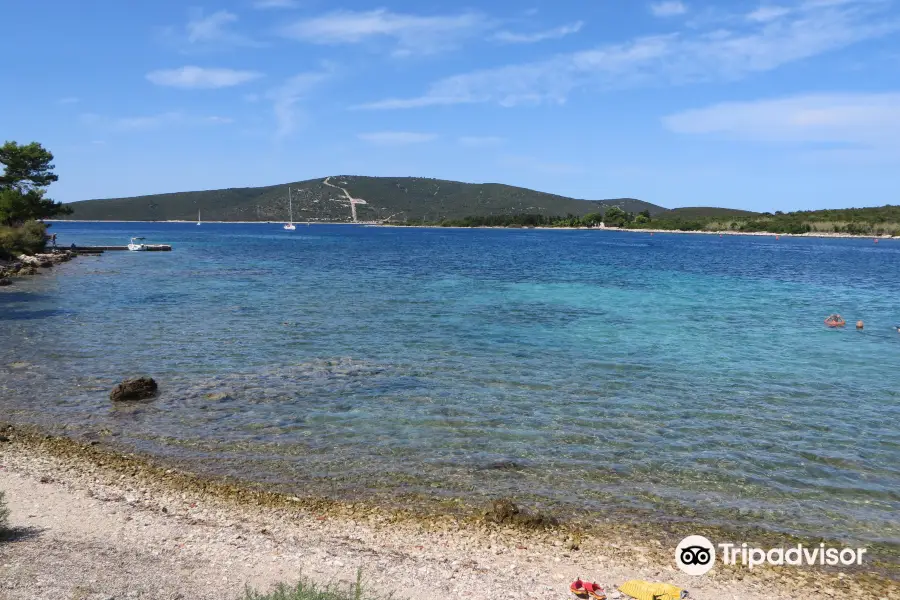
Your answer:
(110, 377), (158, 402)
(485, 498), (520, 523)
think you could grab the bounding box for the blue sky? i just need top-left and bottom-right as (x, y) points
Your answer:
(2, 0), (899, 210)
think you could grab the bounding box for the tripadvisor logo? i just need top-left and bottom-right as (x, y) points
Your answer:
(675, 536), (868, 575)
(676, 536), (716, 575)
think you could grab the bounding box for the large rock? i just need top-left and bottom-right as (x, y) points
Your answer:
(110, 377), (158, 402)
(0, 278), (11, 286)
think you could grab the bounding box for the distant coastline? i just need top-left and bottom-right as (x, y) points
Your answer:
(48, 220), (897, 239)
(380, 224), (897, 239)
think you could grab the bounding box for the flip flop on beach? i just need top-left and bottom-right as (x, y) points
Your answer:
(584, 581), (607, 599)
(571, 579), (606, 599)
(570, 579), (589, 598)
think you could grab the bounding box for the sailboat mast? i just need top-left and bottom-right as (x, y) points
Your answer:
(288, 187), (293, 224)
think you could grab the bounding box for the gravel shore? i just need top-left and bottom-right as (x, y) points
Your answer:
(1, 429), (896, 600)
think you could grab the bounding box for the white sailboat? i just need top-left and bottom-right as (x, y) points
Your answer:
(283, 187), (296, 230)
(197, 209), (201, 226)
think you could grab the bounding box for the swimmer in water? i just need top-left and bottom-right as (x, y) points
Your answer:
(857, 320), (864, 330)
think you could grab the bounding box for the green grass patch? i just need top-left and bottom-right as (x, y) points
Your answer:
(0, 490), (9, 533)
(244, 571), (386, 600)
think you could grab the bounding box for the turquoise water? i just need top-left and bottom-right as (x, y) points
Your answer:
(1, 222), (899, 549)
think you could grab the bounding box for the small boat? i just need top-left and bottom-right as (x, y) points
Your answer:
(824, 314), (846, 327)
(283, 187), (296, 231)
(197, 209), (201, 226)
(127, 237), (147, 251)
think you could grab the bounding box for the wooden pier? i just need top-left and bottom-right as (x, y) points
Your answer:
(67, 245), (172, 253)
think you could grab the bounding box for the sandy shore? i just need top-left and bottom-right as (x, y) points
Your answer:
(1, 428), (896, 600)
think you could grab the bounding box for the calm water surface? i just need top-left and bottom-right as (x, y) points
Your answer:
(1, 222), (898, 550)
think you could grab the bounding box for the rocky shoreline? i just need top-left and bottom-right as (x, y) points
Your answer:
(0, 249), (77, 287)
(1, 424), (897, 599)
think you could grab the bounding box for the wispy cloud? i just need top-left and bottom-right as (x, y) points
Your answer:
(650, 1), (688, 17)
(357, 0), (900, 109)
(280, 9), (492, 56)
(356, 36), (672, 109)
(253, 0), (298, 8)
(458, 136), (505, 146)
(146, 66), (263, 89)
(162, 9), (263, 51)
(58, 97), (80, 105)
(746, 5), (793, 22)
(491, 21), (584, 44)
(357, 131), (438, 145)
(266, 68), (334, 139)
(80, 112), (233, 133)
(663, 93), (900, 148)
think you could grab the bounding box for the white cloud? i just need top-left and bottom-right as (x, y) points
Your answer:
(280, 9), (491, 56)
(491, 21), (583, 44)
(146, 66), (263, 89)
(650, 1), (688, 17)
(253, 0), (298, 8)
(80, 112), (233, 133)
(162, 9), (262, 50)
(663, 93), (900, 148)
(356, 36), (672, 109)
(747, 5), (792, 22)
(458, 136), (505, 146)
(357, 131), (438, 145)
(187, 10), (238, 43)
(357, 0), (900, 109)
(266, 69), (334, 139)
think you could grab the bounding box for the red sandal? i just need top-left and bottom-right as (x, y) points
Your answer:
(583, 581), (606, 600)
(570, 579), (589, 598)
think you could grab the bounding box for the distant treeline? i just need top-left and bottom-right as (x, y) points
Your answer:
(400, 205), (900, 236)
(402, 207), (647, 229)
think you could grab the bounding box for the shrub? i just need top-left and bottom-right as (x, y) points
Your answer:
(244, 571), (374, 600)
(0, 220), (47, 258)
(0, 490), (9, 533)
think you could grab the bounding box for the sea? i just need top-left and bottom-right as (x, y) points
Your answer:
(1, 222), (898, 554)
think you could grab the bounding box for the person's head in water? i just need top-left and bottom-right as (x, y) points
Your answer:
(857, 320), (864, 330)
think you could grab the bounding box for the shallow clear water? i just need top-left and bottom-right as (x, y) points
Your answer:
(2, 223), (899, 548)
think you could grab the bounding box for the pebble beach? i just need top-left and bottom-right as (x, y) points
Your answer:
(1, 427), (897, 600)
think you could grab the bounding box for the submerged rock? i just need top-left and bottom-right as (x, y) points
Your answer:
(110, 377), (159, 402)
(0, 278), (11, 286)
(485, 498), (520, 523)
(483, 498), (559, 529)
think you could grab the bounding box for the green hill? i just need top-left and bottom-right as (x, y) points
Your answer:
(659, 207), (761, 219)
(61, 176), (667, 223)
(640, 204), (900, 235)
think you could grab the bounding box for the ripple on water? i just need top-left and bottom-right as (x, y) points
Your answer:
(1, 223), (899, 557)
